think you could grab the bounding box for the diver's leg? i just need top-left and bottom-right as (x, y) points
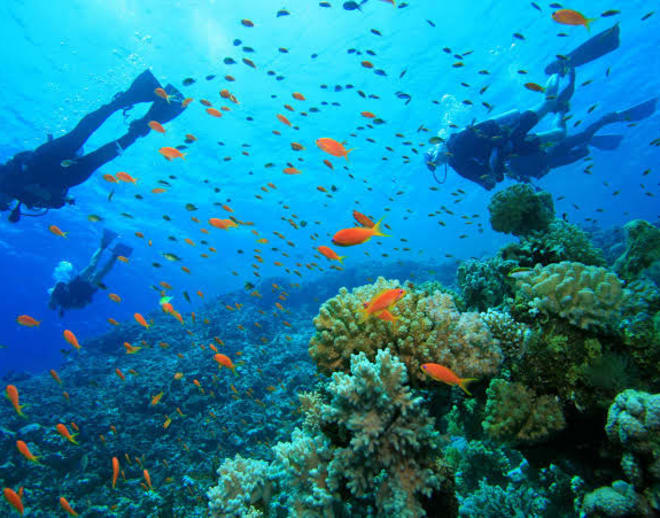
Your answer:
(537, 113), (568, 144)
(91, 255), (119, 285)
(32, 70), (161, 160)
(547, 144), (590, 168)
(79, 248), (104, 281)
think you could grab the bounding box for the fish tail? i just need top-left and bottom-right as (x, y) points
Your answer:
(585, 17), (597, 31)
(231, 366), (238, 377)
(372, 216), (391, 237)
(345, 148), (355, 161)
(357, 307), (369, 323)
(458, 378), (477, 396)
(337, 255), (346, 264)
(71, 433), (79, 445)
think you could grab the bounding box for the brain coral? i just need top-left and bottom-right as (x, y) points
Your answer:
(514, 261), (629, 332)
(309, 277), (502, 386)
(488, 183), (554, 236)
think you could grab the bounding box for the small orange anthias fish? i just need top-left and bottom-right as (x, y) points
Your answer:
(49, 224), (68, 237)
(3, 487), (24, 515)
(352, 210), (375, 228)
(16, 314), (40, 327)
(208, 218), (238, 230)
(420, 363), (477, 396)
(276, 113), (292, 126)
(148, 120), (166, 133)
(112, 456), (120, 489)
(159, 147), (186, 160)
(359, 288), (406, 322)
(154, 87), (172, 103)
(56, 423), (79, 444)
(316, 137), (354, 160)
(143, 469), (153, 490)
(6, 384), (26, 417)
(116, 171), (137, 183)
(524, 82), (545, 93)
(16, 440), (40, 463)
(332, 216), (389, 246)
(59, 496), (78, 516)
(214, 353), (237, 376)
(317, 245), (346, 264)
(134, 313), (150, 329)
(551, 9), (595, 30)
(63, 329), (81, 350)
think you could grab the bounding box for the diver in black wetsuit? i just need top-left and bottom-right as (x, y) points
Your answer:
(48, 229), (132, 316)
(0, 70), (185, 222)
(424, 24), (657, 190)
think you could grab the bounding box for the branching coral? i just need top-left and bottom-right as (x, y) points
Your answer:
(488, 183), (554, 236)
(514, 261), (629, 332)
(482, 378), (566, 444)
(309, 277), (502, 386)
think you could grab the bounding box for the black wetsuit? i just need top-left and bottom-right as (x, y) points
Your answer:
(49, 277), (97, 315)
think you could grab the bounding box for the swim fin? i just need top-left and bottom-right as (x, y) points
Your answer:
(545, 23), (620, 75)
(114, 70), (161, 107)
(590, 134), (623, 150)
(101, 229), (119, 249)
(613, 98), (657, 122)
(142, 84), (185, 124)
(112, 243), (133, 258)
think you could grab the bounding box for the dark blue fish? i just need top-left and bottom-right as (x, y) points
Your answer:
(426, 19), (435, 27)
(182, 77), (196, 86)
(205, 74), (216, 80)
(224, 57), (236, 64)
(277, 8), (290, 17)
(371, 28), (382, 36)
(319, 1), (331, 6)
(343, 1), (361, 10)
(395, 91), (411, 105)
(374, 69), (387, 76)
(399, 69), (406, 78)
(233, 39), (242, 46)
(531, 2), (541, 11)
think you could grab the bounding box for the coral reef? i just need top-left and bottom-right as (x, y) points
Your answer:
(456, 257), (517, 311)
(482, 378), (565, 444)
(514, 261), (629, 332)
(309, 277), (502, 386)
(500, 220), (606, 268)
(481, 309), (531, 362)
(613, 219), (660, 281)
(487, 183), (554, 236)
(579, 480), (645, 518)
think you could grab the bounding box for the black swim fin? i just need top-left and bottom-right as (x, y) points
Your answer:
(101, 229), (119, 249)
(142, 84), (185, 124)
(112, 243), (133, 258)
(545, 23), (620, 75)
(614, 98), (657, 122)
(114, 70), (161, 107)
(590, 134), (623, 150)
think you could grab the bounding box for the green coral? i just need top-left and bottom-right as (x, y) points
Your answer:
(614, 219), (660, 281)
(309, 277), (502, 386)
(488, 183), (554, 236)
(500, 220), (606, 268)
(457, 257), (518, 311)
(514, 261), (629, 332)
(482, 378), (565, 444)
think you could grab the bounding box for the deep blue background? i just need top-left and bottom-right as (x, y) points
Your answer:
(0, 0), (658, 375)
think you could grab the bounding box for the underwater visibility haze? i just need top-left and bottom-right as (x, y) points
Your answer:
(0, 0), (659, 516)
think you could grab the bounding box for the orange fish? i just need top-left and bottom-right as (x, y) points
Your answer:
(524, 82), (545, 93)
(360, 111), (376, 118)
(112, 457), (119, 488)
(59, 496), (78, 517)
(332, 216), (389, 246)
(124, 342), (142, 354)
(150, 391), (164, 406)
(290, 142), (305, 151)
(173, 372), (184, 380)
(552, 9), (595, 30)
(116, 171), (137, 183)
(108, 293), (121, 303)
(213, 353), (237, 376)
(316, 138), (354, 160)
(3, 487), (23, 516)
(182, 97), (193, 108)
(360, 288), (405, 322)
(134, 313), (149, 329)
(56, 423), (79, 444)
(63, 329), (80, 350)
(159, 147), (186, 160)
(151, 188), (167, 194)
(283, 167), (302, 175)
(317, 245), (345, 263)
(420, 363), (476, 396)
(219, 89), (231, 99)
(102, 173), (118, 183)
(206, 107), (223, 117)
(276, 113), (292, 126)
(208, 218), (238, 230)
(323, 159), (334, 170)
(108, 318), (119, 326)
(352, 210), (375, 228)
(49, 369), (62, 385)
(292, 92), (305, 101)
(361, 60), (374, 68)
(148, 121), (166, 133)
(49, 225), (67, 238)
(16, 315), (40, 327)
(185, 133), (197, 141)
(154, 87), (172, 103)
(5, 385), (25, 417)
(117, 255), (129, 263)
(16, 440), (40, 464)
(115, 368), (125, 381)
(143, 469), (152, 490)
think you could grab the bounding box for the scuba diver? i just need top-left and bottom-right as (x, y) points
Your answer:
(424, 24), (657, 190)
(0, 70), (185, 222)
(48, 229), (132, 316)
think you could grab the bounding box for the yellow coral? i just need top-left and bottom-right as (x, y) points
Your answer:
(516, 261), (629, 331)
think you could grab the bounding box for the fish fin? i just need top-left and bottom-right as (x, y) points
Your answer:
(458, 378), (477, 396)
(585, 17), (597, 32)
(337, 255), (346, 264)
(231, 367), (238, 377)
(372, 216), (391, 237)
(345, 148), (355, 161)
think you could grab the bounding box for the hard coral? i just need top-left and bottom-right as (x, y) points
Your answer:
(488, 183), (554, 236)
(457, 257), (517, 311)
(515, 261), (629, 332)
(482, 378), (565, 444)
(309, 277), (502, 386)
(614, 219), (660, 281)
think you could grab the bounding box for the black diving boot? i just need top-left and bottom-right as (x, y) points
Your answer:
(112, 243), (133, 258)
(101, 229), (119, 249)
(112, 70), (162, 109)
(128, 84), (186, 136)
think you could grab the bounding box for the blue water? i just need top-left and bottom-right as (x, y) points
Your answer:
(0, 1), (658, 515)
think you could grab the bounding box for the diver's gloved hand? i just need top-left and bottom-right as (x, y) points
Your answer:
(424, 144), (442, 171)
